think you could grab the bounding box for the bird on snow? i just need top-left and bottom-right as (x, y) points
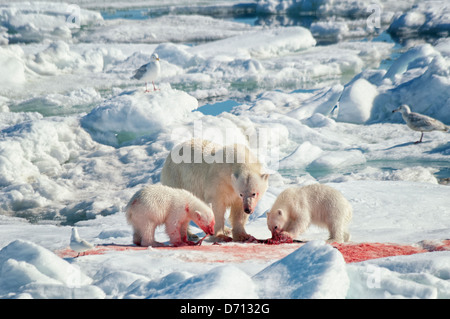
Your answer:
(70, 227), (94, 257)
(132, 53), (161, 92)
(392, 104), (449, 144)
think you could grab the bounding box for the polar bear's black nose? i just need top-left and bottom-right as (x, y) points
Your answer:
(244, 208), (251, 214)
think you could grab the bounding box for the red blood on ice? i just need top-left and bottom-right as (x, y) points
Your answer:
(55, 244), (148, 258)
(55, 239), (450, 264)
(332, 242), (427, 263)
(56, 242), (303, 262)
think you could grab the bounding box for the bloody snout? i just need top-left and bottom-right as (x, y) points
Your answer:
(271, 226), (281, 236)
(205, 223), (215, 235)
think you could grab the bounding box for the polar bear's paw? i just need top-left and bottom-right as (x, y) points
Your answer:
(212, 234), (233, 242)
(232, 231), (254, 242)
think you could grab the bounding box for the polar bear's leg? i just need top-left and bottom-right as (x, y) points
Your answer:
(230, 201), (251, 241)
(342, 219), (351, 242)
(327, 221), (346, 243)
(344, 231), (351, 242)
(211, 201), (232, 242)
(285, 216), (310, 240)
(140, 222), (162, 247)
(132, 228), (142, 246)
(166, 219), (197, 246)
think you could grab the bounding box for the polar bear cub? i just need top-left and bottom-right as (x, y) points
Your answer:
(267, 184), (352, 243)
(126, 184), (215, 247)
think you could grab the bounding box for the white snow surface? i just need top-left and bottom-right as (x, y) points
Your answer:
(253, 241), (349, 299)
(388, 1), (450, 37)
(0, 0), (449, 299)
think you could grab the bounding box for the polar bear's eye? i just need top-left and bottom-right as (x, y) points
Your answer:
(239, 194), (243, 197)
(252, 193), (256, 197)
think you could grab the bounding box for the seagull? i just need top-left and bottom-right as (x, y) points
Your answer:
(392, 104), (449, 144)
(70, 227), (94, 257)
(132, 53), (161, 92)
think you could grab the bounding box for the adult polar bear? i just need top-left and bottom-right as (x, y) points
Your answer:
(161, 139), (269, 242)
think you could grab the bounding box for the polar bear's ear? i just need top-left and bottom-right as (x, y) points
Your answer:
(208, 203), (212, 209)
(231, 173), (238, 183)
(261, 173), (270, 181)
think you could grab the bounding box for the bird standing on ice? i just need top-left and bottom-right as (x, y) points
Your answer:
(132, 53), (161, 92)
(392, 104), (449, 143)
(70, 227), (94, 257)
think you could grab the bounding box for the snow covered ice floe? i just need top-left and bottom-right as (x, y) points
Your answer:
(0, 40), (129, 102)
(253, 241), (349, 299)
(0, 116), (98, 213)
(0, 2), (103, 44)
(81, 87), (199, 147)
(78, 14), (255, 44)
(189, 26), (316, 60)
(255, 0), (414, 18)
(145, 265), (258, 299)
(0, 45), (27, 86)
(0, 240), (104, 298)
(337, 40), (450, 124)
(161, 28), (394, 94)
(347, 251), (450, 299)
(388, 1), (450, 39)
(1, 19), (394, 100)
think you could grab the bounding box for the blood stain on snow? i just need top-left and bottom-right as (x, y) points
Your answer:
(164, 243), (303, 263)
(56, 244), (148, 258)
(332, 242), (427, 263)
(55, 242), (303, 262)
(55, 239), (450, 263)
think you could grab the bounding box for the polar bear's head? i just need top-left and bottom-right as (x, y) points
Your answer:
(231, 171), (269, 214)
(266, 208), (288, 234)
(189, 202), (215, 236)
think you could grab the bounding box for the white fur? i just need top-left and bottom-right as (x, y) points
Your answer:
(161, 139), (269, 241)
(267, 184), (352, 243)
(125, 184), (215, 247)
